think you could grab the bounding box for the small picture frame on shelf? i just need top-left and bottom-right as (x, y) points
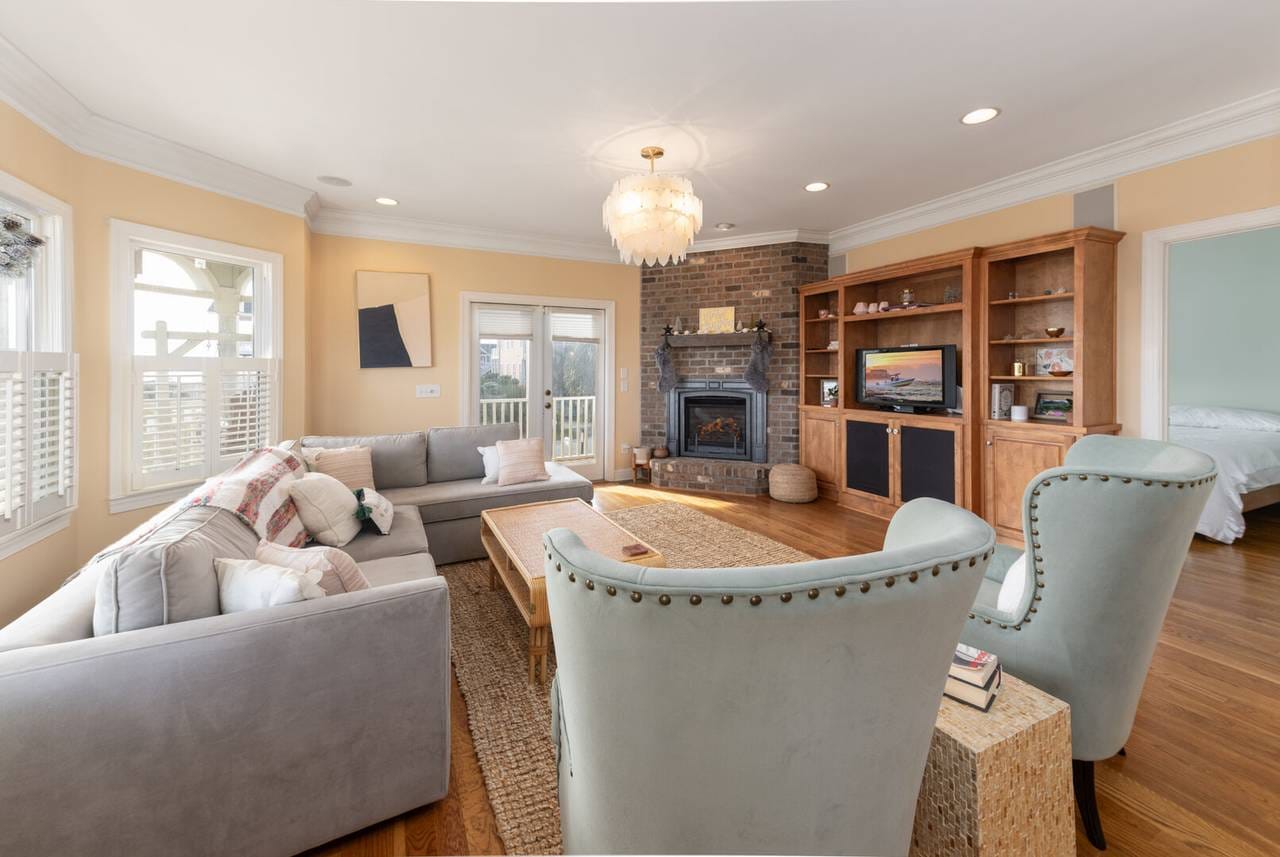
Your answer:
(1035, 346), (1074, 375)
(699, 306), (735, 334)
(819, 379), (839, 407)
(1033, 391), (1073, 422)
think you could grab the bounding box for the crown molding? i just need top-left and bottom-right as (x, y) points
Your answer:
(689, 228), (829, 253)
(0, 34), (316, 217)
(828, 88), (1280, 255)
(309, 207), (625, 264)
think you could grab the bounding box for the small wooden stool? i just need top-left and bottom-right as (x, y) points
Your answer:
(769, 464), (817, 503)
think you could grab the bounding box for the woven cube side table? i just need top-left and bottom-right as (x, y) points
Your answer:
(910, 673), (1073, 857)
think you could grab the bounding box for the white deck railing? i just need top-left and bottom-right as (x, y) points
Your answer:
(479, 395), (596, 461)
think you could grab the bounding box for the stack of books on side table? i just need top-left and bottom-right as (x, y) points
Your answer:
(946, 644), (1002, 711)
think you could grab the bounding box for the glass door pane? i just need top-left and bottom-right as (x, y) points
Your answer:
(474, 304), (535, 437)
(546, 308), (604, 480)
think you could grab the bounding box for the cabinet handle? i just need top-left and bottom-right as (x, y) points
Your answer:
(893, 428), (901, 435)
(885, 426), (892, 434)
(986, 440), (993, 446)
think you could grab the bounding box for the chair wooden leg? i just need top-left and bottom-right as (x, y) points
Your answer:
(1073, 759), (1107, 850)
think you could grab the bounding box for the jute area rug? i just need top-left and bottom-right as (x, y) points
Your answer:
(440, 502), (812, 855)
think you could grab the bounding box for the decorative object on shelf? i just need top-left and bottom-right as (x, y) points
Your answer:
(662, 324), (674, 336)
(753, 319), (768, 331)
(1033, 391), (1074, 421)
(356, 270), (432, 368)
(1044, 327), (1065, 338)
(901, 288), (915, 305)
(943, 283), (962, 304)
(991, 383), (1014, 420)
(744, 328), (773, 393)
(602, 145), (703, 266)
(878, 300), (890, 312)
(0, 215), (44, 277)
(1035, 346), (1074, 376)
(1010, 405), (1030, 422)
(867, 302), (880, 314)
(699, 306), (735, 334)
(817, 308), (831, 319)
(652, 446), (669, 459)
(1007, 291), (1018, 300)
(853, 301), (869, 315)
(827, 340), (838, 350)
(1054, 286), (1069, 294)
(1012, 360), (1027, 377)
(820, 379), (839, 407)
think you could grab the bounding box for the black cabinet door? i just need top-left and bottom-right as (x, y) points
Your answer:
(845, 419), (890, 498)
(900, 425), (956, 503)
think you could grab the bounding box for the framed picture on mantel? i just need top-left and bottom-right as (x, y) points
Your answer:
(699, 306), (735, 334)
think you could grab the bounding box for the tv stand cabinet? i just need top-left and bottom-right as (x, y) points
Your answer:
(799, 228), (1123, 538)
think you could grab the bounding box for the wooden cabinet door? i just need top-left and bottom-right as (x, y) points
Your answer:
(800, 411), (839, 487)
(984, 428), (1070, 539)
(899, 424), (963, 505)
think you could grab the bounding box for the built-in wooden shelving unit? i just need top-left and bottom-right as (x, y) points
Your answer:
(798, 227), (1124, 541)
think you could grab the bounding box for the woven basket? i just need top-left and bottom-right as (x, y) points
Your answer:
(769, 464), (818, 503)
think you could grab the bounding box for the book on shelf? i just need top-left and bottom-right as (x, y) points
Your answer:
(945, 644), (1001, 711)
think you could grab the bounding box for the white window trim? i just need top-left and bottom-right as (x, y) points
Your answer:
(109, 220), (283, 513)
(0, 169), (76, 562)
(457, 291), (616, 482)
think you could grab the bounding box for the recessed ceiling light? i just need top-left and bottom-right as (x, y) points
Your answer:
(715, 222), (736, 231)
(375, 197), (399, 206)
(960, 107), (1000, 125)
(804, 182), (830, 193)
(316, 175), (352, 187)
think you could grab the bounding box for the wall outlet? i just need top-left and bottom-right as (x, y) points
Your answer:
(415, 384), (441, 398)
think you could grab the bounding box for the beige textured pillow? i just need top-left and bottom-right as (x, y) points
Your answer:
(289, 473), (362, 547)
(302, 445), (375, 490)
(256, 541), (370, 596)
(496, 437), (551, 487)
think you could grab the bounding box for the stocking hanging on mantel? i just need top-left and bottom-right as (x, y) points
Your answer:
(655, 334), (677, 394)
(0, 216), (45, 278)
(744, 331), (772, 393)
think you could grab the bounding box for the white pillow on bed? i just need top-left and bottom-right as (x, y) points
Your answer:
(1169, 405), (1280, 433)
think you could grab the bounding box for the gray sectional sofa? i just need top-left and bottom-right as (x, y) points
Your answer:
(0, 423), (593, 857)
(301, 423), (595, 564)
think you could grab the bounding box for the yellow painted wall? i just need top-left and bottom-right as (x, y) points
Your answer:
(307, 233), (640, 471)
(845, 135), (1280, 436)
(0, 100), (310, 624)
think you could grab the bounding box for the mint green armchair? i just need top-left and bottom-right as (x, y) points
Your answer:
(962, 436), (1215, 850)
(544, 497), (995, 855)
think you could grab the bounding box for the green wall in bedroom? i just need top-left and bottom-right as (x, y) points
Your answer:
(1169, 225), (1280, 412)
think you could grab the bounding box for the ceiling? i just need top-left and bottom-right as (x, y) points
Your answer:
(1, 0), (1277, 259)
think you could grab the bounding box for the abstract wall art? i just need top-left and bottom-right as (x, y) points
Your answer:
(356, 270), (432, 368)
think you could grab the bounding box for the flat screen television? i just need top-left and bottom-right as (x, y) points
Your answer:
(856, 344), (958, 411)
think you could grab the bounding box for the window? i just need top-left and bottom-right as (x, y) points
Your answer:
(0, 171), (75, 560)
(110, 222), (282, 512)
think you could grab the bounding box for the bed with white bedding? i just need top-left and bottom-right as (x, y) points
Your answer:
(1168, 406), (1280, 543)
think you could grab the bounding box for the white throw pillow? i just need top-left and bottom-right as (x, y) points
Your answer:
(496, 437), (551, 487)
(356, 488), (395, 535)
(215, 558), (326, 614)
(478, 445), (500, 485)
(289, 472), (362, 547)
(996, 553), (1028, 614)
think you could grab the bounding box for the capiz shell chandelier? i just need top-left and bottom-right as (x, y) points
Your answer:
(602, 146), (703, 266)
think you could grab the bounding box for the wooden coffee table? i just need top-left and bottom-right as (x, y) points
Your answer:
(480, 498), (664, 683)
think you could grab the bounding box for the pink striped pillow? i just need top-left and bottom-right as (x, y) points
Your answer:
(496, 437), (551, 487)
(256, 540), (370, 596)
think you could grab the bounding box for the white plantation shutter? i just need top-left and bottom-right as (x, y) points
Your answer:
(217, 364), (274, 465)
(134, 362), (208, 488)
(0, 366), (24, 529)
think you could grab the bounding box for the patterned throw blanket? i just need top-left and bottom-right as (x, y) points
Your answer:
(96, 447), (308, 561)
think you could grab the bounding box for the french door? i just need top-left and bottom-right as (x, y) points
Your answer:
(471, 302), (606, 480)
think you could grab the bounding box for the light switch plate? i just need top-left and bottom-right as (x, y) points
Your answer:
(415, 384), (441, 398)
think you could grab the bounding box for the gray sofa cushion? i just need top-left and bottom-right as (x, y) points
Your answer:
(358, 554), (438, 587)
(93, 507), (259, 636)
(426, 424), (520, 483)
(383, 461), (593, 523)
(340, 506), (430, 564)
(0, 561), (104, 654)
(301, 432), (427, 489)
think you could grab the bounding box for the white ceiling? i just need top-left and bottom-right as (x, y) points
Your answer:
(1, 0), (1278, 259)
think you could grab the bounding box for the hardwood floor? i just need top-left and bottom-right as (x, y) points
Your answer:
(309, 486), (1280, 857)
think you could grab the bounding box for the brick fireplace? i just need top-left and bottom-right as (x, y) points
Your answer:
(640, 241), (828, 491)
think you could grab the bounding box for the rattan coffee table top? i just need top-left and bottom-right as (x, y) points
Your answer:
(481, 498), (660, 582)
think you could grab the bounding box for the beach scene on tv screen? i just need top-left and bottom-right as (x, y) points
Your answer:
(864, 349), (944, 404)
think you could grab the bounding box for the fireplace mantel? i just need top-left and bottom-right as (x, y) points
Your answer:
(665, 331), (770, 348)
